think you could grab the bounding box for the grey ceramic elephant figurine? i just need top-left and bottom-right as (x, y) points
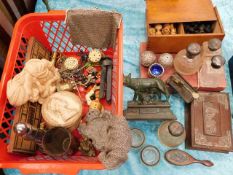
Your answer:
(123, 73), (170, 104)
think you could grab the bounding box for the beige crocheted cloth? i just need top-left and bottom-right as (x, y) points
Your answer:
(79, 109), (131, 169)
(66, 9), (122, 49)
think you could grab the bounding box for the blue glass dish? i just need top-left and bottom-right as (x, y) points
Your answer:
(148, 63), (164, 77)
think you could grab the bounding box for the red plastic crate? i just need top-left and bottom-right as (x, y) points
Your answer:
(0, 11), (123, 175)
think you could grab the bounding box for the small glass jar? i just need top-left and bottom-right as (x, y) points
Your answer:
(158, 121), (186, 147)
(174, 43), (203, 75)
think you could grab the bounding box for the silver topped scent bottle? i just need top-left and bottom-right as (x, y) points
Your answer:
(202, 38), (222, 60)
(174, 43), (203, 75)
(158, 121), (186, 147)
(14, 122), (45, 143)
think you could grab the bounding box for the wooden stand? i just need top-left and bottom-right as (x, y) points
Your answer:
(124, 101), (176, 120)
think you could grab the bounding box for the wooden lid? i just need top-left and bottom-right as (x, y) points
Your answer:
(147, 0), (217, 24)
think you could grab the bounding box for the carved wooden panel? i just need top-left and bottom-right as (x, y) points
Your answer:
(7, 37), (50, 154)
(190, 92), (233, 152)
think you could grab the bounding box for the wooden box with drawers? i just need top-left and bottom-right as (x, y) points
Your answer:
(146, 0), (225, 53)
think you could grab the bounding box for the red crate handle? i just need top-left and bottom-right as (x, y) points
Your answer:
(16, 162), (104, 175)
(48, 10), (66, 15)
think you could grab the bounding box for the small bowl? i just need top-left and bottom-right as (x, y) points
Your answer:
(148, 63), (164, 78)
(140, 145), (160, 166)
(131, 128), (145, 148)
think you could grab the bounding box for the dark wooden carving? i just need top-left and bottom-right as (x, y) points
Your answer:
(188, 92), (233, 153)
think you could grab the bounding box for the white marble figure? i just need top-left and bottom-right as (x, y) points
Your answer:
(7, 59), (60, 106)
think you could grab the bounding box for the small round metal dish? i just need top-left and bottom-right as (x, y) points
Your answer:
(131, 128), (145, 148)
(140, 145), (160, 166)
(148, 63), (164, 78)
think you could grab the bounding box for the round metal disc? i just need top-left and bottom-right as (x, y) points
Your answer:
(131, 128), (145, 148)
(140, 145), (160, 166)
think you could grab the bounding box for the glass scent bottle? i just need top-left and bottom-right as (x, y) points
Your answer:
(202, 38), (222, 60)
(14, 122), (45, 143)
(174, 43), (203, 75)
(158, 121), (186, 147)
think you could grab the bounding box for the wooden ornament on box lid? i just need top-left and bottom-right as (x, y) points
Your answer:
(187, 92), (233, 153)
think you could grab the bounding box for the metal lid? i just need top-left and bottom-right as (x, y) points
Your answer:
(186, 43), (201, 58)
(211, 55), (225, 69)
(131, 128), (145, 148)
(140, 145), (160, 166)
(208, 38), (222, 51)
(168, 121), (184, 137)
(13, 122), (28, 136)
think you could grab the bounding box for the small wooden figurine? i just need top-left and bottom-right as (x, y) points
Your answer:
(155, 24), (162, 35)
(170, 24), (177, 35)
(162, 24), (171, 35)
(149, 27), (156, 36)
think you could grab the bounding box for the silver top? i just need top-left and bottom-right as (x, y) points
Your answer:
(14, 122), (28, 136)
(131, 128), (145, 148)
(168, 121), (184, 137)
(208, 38), (222, 51)
(186, 43), (201, 58)
(211, 55), (225, 69)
